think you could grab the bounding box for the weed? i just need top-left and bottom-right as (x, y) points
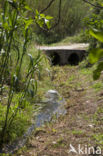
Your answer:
(92, 82), (103, 92)
(68, 75), (75, 82)
(0, 0), (51, 146)
(52, 138), (66, 148)
(93, 134), (103, 145)
(71, 130), (84, 135)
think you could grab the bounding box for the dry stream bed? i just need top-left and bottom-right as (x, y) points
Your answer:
(17, 65), (103, 156)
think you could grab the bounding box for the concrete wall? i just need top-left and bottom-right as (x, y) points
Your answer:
(44, 49), (86, 65)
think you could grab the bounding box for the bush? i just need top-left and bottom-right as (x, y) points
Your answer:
(0, 0), (51, 147)
(29, 0), (90, 44)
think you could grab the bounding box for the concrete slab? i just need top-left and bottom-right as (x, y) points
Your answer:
(37, 43), (89, 51)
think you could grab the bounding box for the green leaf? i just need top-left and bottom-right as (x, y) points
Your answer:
(90, 29), (103, 42)
(45, 20), (51, 29)
(37, 19), (44, 27)
(89, 48), (103, 64)
(24, 19), (33, 30)
(97, 62), (103, 72)
(28, 53), (34, 66)
(40, 14), (45, 18)
(13, 74), (18, 83)
(35, 9), (39, 16)
(93, 62), (103, 80)
(46, 15), (53, 20)
(24, 5), (31, 11)
(93, 69), (101, 80)
(3, 22), (10, 30)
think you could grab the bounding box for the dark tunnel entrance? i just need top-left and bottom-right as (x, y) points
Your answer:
(68, 53), (79, 65)
(51, 52), (60, 65)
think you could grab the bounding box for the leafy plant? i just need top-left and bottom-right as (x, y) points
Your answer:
(0, 0), (52, 147)
(89, 29), (103, 80)
(84, 1), (103, 80)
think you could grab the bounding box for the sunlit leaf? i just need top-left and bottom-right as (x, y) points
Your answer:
(45, 20), (51, 29)
(90, 29), (103, 42)
(89, 48), (103, 64)
(93, 62), (103, 80)
(46, 15), (53, 20)
(24, 5), (31, 11)
(40, 14), (45, 18)
(37, 19), (44, 27)
(35, 9), (39, 16)
(24, 19), (33, 30)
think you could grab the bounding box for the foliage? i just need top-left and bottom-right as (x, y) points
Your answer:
(84, 0), (103, 49)
(89, 29), (103, 80)
(30, 0), (90, 44)
(0, 0), (52, 147)
(84, 1), (103, 80)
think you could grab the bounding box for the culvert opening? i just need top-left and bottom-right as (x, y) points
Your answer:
(68, 53), (79, 65)
(50, 52), (60, 65)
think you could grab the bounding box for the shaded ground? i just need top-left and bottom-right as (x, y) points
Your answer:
(17, 65), (103, 156)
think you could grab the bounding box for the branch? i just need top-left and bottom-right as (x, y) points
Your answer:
(35, 0), (62, 32)
(83, 0), (103, 9)
(50, 0), (61, 30)
(40, 0), (55, 14)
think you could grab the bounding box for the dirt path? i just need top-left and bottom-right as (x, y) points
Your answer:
(18, 65), (103, 156)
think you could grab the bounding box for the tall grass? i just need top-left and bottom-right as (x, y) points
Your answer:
(0, 0), (51, 147)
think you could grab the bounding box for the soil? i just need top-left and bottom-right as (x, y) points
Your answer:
(17, 65), (103, 156)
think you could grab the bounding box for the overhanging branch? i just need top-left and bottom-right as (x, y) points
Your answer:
(83, 0), (103, 9)
(40, 0), (55, 14)
(50, 0), (61, 30)
(35, 0), (62, 32)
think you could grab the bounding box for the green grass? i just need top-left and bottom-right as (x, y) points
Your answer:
(49, 32), (89, 46)
(71, 130), (84, 135)
(0, 92), (33, 143)
(93, 134), (103, 145)
(92, 82), (103, 92)
(0, 41), (53, 145)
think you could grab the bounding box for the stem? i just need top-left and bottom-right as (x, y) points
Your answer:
(0, 88), (13, 145)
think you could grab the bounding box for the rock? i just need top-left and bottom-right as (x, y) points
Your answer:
(45, 90), (59, 100)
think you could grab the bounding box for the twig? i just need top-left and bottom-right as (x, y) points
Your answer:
(83, 0), (103, 9)
(50, 0), (61, 30)
(33, 0), (62, 31)
(40, 0), (55, 13)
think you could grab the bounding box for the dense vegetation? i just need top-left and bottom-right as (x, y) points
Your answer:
(29, 0), (90, 44)
(0, 0), (103, 154)
(0, 0), (52, 147)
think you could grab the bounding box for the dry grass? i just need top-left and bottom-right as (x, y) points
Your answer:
(16, 65), (103, 156)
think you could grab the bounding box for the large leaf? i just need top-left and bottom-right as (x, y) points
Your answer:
(46, 15), (53, 20)
(93, 69), (101, 80)
(24, 19), (33, 30)
(35, 9), (39, 16)
(90, 29), (103, 42)
(45, 19), (51, 29)
(89, 48), (103, 64)
(93, 62), (103, 80)
(24, 5), (31, 11)
(28, 53), (34, 66)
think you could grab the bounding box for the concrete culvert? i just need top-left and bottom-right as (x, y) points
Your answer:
(51, 52), (60, 65)
(68, 53), (79, 65)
